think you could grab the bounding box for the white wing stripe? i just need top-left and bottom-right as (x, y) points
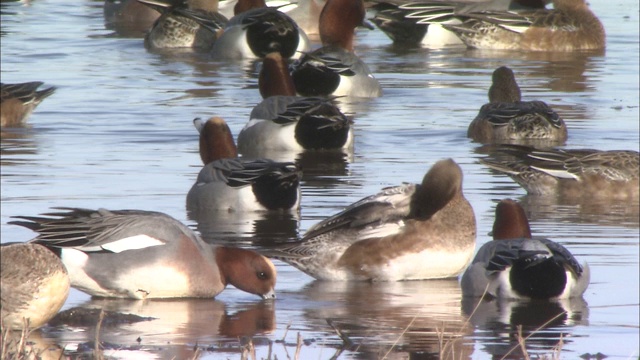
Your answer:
(101, 235), (165, 253)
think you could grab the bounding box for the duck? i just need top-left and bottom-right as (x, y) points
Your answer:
(211, 0), (310, 59)
(468, 66), (567, 143)
(139, 0), (228, 51)
(187, 116), (302, 213)
(290, 0), (382, 97)
(461, 199), (589, 299)
(434, 0), (605, 51)
(1, 81), (56, 127)
(480, 145), (639, 200)
(1, 242), (70, 330)
(103, 0), (174, 36)
(265, 158), (477, 281)
(9, 208), (278, 299)
(370, 0), (549, 47)
(237, 52), (353, 157)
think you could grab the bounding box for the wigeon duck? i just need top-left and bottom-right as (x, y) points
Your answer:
(237, 52), (353, 156)
(434, 0), (605, 51)
(139, 0), (228, 51)
(10, 208), (278, 299)
(1, 82), (56, 128)
(290, 0), (383, 97)
(265, 159), (477, 281)
(187, 117), (302, 213)
(1, 243), (70, 330)
(461, 199), (589, 299)
(211, 0), (310, 59)
(480, 145), (639, 200)
(103, 0), (172, 36)
(370, 0), (549, 47)
(468, 66), (567, 143)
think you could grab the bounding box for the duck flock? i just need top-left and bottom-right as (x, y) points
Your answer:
(1, 0), (638, 357)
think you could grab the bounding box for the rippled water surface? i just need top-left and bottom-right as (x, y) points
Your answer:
(1, 0), (638, 359)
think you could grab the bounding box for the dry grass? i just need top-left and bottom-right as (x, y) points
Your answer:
(381, 316), (417, 359)
(240, 337), (257, 360)
(237, 330), (304, 360)
(516, 325), (565, 360)
(294, 332), (303, 360)
(373, 283), (570, 360)
(501, 312), (567, 360)
(1, 290), (570, 360)
(0, 318), (48, 360)
(93, 309), (105, 360)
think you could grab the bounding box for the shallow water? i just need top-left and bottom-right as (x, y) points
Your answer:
(1, 0), (638, 359)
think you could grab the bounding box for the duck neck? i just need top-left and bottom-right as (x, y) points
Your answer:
(493, 200), (532, 240)
(554, 0), (587, 11)
(489, 66), (521, 103)
(260, 52), (297, 97)
(234, 0), (266, 15)
(215, 246), (238, 286)
(319, 0), (365, 50)
(199, 118), (238, 164)
(187, 0), (219, 12)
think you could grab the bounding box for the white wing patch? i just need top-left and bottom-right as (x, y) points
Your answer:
(530, 165), (579, 180)
(498, 24), (529, 34)
(101, 234), (165, 253)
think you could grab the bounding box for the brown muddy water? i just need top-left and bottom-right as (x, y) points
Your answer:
(1, 0), (638, 359)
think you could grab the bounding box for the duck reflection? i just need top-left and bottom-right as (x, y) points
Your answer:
(297, 149), (353, 186)
(103, 0), (162, 38)
(0, 1), (27, 26)
(1, 329), (65, 360)
(240, 147), (354, 187)
(1, 127), (38, 166)
(189, 209), (300, 246)
(47, 298), (275, 358)
(462, 49), (603, 94)
(462, 297), (588, 359)
(295, 280), (474, 359)
(386, 47), (602, 95)
(519, 195), (640, 229)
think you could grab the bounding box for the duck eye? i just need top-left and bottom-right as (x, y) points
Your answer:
(257, 271), (267, 280)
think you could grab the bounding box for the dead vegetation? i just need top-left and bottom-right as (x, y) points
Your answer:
(1, 298), (570, 360)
